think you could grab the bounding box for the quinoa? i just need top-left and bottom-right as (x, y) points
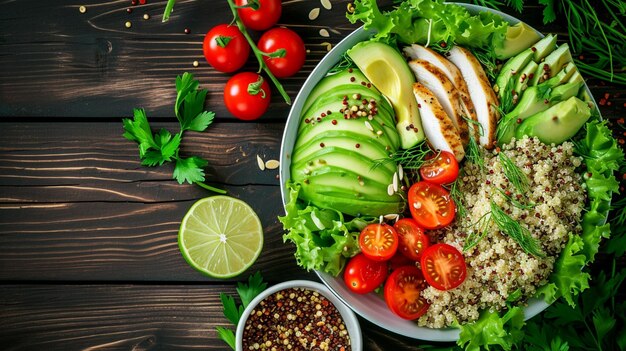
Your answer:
(417, 136), (586, 328)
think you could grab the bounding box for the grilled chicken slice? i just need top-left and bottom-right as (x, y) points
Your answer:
(408, 59), (469, 146)
(413, 83), (465, 161)
(404, 44), (479, 141)
(447, 46), (499, 149)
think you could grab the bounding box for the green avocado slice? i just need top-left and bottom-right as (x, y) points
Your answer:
(303, 68), (379, 113)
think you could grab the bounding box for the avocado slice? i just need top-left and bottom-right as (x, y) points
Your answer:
(495, 49), (535, 99)
(348, 41), (425, 148)
(299, 189), (404, 217)
(497, 80), (583, 144)
(531, 34), (558, 62)
(514, 60), (538, 94)
(494, 22), (542, 60)
(529, 43), (573, 86)
(515, 96), (591, 144)
(303, 68), (378, 112)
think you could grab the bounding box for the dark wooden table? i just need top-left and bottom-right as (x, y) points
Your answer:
(1, 0), (624, 350)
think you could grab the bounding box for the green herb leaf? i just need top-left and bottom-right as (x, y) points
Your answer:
(173, 156), (209, 184)
(457, 306), (525, 351)
(175, 72), (200, 123)
(220, 292), (244, 326)
(498, 151), (530, 194)
(237, 271), (267, 308)
(490, 201), (544, 257)
(215, 326), (236, 350)
(122, 108), (158, 157)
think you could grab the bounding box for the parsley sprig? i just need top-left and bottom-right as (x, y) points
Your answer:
(122, 72), (226, 194)
(216, 272), (267, 350)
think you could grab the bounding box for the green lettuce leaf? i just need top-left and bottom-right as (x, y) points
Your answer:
(346, 0), (507, 50)
(279, 182), (370, 276)
(457, 306), (525, 351)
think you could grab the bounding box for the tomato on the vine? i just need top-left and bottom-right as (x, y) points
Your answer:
(420, 150), (459, 185)
(359, 223), (398, 261)
(223, 72), (271, 120)
(384, 265), (430, 320)
(202, 24), (250, 73)
(257, 27), (305, 78)
(408, 181), (456, 230)
(343, 253), (388, 294)
(235, 0), (282, 31)
(393, 218), (429, 261)
(420, 243), (467, 291)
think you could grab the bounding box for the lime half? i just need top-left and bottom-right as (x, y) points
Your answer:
(178, 196), (263, 278)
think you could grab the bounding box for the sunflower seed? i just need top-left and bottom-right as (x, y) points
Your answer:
(319, 28), (330, 37)
(79, 5), (87, 13)
(387, 184), (394, 196)
(321, 41), (332, 51)
(383, 213), (399, 221)
(265, 159), (280, 170)
(379, 215), (383, 224)
(257, 155), (265, 171)
(392, 172), (398, 192)
(320, 0), (332, 10)
(308, 7), (320, 20)
(398, 164), (404, 181)
(364, 121), (374, 132)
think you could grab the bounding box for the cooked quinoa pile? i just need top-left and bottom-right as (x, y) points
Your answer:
(418, 136), (586, 328)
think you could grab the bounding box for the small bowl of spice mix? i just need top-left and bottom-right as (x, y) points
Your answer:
(235, 280), (362, 351)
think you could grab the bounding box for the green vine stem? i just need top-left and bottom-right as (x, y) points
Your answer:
(196, 181), (228, 194)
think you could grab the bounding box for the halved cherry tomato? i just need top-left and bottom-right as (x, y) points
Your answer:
(257, 27), (306, 78)
(384, 265), (430, 320)
(419, 150), (459, 185)
(344, 253), (388, 294)
(420, 243), (467, 291)
(202, 24), (250, 73)
(408, 181), (456, 230)
(359, 223), (398, 261)
(235, 0), (282, 31)
(393, 218), (429, 261)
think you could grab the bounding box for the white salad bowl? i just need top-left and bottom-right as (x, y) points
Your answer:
(279, 3), (597, 342)
(235, 280), (362, 351)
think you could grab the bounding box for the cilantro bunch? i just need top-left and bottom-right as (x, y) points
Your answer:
(122, 72), (225, 193)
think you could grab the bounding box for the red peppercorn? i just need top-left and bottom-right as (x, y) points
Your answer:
(184, 28), (190, 34)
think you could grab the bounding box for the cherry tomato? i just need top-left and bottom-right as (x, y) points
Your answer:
(419, 151), (459, 185)
(257, 27), (305, 78)
(223, 72), (271, 120)
(420, 243), (467, 291)
(344, 253), (388, 294)
(388, 252), (415, 271)
(408, 181), (456, 230)
(235, 0), (282, 31)
(359, 223), (398, 261)
(393, 218), (430, 261)
(202, 24), (250, 73)
(384, 265), (430, 320)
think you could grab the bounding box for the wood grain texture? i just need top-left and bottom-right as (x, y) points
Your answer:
(0, 122), (317, 282)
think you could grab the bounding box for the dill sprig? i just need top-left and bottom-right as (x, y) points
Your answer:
(463, 117), (486, 171)
(372, 140), (431, 170)
(449, 178), (467, 219)
(327, 52), (356, 75)
(463, 211), (492, 252)
(498, 150), (530, 194)
(490, 201), (545, 257)
(496, 188), (535, 210)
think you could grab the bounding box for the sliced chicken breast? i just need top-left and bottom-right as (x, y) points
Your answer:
(447, 46), (499, 149)
(404, 44), (479, 141)
(413, 83), (465, 161)
(408, 59), (469, 146)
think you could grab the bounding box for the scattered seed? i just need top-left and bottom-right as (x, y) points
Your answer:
(383, 214), (399, 221)
(79, 5), (87, 13)
(143, 13), (150, 20)
(319, 28), (330, 37)
(392, 172), (398, 192)
(192, 60), (199, 67)
(387, 184), (394, 196)
(320, 0), (332, 10)
(308, 7), (320, 20)
(347, 2), (355, 13)
(265, 159), (280, 170)
(257, 155), (265, 171)
(321, 41), (332, 51)
(364, 121), (374, 132)
(125, 21), (132, 28)
(398, 164), (404, 181)
(184, 28), (191, 34)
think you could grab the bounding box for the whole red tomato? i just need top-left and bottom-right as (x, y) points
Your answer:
(224, 72), (271, 120)
(343, 253), (388, 294)
(202, 24), (250, 73)
(257, 27), (305, 78)
(235, 0), (282, 31)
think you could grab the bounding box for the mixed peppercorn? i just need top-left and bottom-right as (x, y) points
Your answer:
(242, 288), (350, 351)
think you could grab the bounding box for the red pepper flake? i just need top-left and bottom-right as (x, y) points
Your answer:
(331, 119), (337, 125)
(131, 0), (138, 5)
(604, 93), (610, 100)
(350, 77), (356, 82)
(608, 101), (612, 106)
(320, 142), (325, 148)
(348, 68), (353, 73)
(355, 143), (360, 148)
(418, 103), (421, 108)
(126, 7), (133, 13)
(531, 46), (537, 52)
(321, 112), (326, 117)
(486, 180), (491, 185)
(184, 28), (191, 34)
(304, 118), (310, 124)
(599, 98), (606, 106)
(579, 55), (584, 60)
(440, 41), (447, 48)
(617, 118), (624, 124)
(516, 118), (522, 124)
(620, 139), (625, 145)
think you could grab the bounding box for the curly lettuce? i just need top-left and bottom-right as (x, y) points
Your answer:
(279, 182), (373, 276)
(457, 307), (525, 351)
(346, 0), (508, 49)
